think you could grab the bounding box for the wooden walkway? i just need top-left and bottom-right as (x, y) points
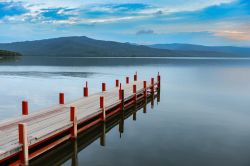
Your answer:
(0, 73), (160, 165)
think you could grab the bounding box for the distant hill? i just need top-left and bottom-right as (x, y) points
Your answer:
(0, 50), (21, 57)
(0, 36), (177, 57)
(150, 43), (250, 57)
(0, 36), (249, 58)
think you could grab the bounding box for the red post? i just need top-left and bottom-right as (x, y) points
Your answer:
(70, 106), (77, 139)
(120, 89), (125, 111)
(102, 83), (106, 92)
(143, 81), (147, 98)
(84, 87), (88, 97)
(119, 83), (122, 100)
(116, 80), (119, 87)
(84, 81), (88, 97)
(22, 101), (28, 115)
(59, 92), (64, 104)
(18, 123), (28, 165)
(133, 84), (137, 93)
(151, 78), (154, 94)
(126, 77), (129, 84)
(100, 96), (105, 121)
(157, 73), (161, 90)
(133, 84), (137, 102)
(134, 72), (138, 81)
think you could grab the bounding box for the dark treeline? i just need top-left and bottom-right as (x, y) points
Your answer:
(0, 50), (21, 57)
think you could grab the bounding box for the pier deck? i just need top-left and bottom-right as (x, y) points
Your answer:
(0, 74), (160, 165)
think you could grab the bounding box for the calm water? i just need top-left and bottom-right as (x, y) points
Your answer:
(1, 58), (250, 166)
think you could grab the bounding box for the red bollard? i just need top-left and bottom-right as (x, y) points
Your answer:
(126, 77), (129, 84)
(18, 123), (28, 165)
(134, 72), (138, 81)
(151, 78), (154, 94)
(102, 83), (106, 92)
(84, 87), (88, 97)
(133, 84), (137, 93)
(59, 92), (64, 104)
(100, 96), (105, 121)
(22, 101), (28, 115)
(100, 96), (104, 109)
(70, 106), (77, 139)
(84, 81), (88, 97)
(157, 73), (161, 90)
(144, 81), (147, 89)
(116, 80), (119, 87)
(133, 84), (137, 102)
(119, 83), (122, 90)
(119, 89), (122, 100)
(143, 81), (147, 98)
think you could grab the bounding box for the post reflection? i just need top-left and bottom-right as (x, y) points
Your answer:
(151, 94), (154, 109)
(71, 140), (78, 166)
(119, 111), (125, 138)
(157, 89), (161, 104)
(100, 122), (106, 146)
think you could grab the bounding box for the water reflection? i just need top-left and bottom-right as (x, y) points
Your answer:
(30, 92), (160, 166)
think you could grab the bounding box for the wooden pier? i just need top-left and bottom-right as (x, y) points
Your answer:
(0, 73), (160, 165)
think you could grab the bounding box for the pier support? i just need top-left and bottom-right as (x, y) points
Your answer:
(70, 106), (77, 139)
(102, 83), (106, 92)
(84, 81), (88, 97)
(100, 96), (106, 121)
(22, 101), (28, 116)
(59, 93), (64, 104)
(18, 123), (28, 166)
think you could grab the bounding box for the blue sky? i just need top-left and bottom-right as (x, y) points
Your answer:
(0, 0), (249, 46)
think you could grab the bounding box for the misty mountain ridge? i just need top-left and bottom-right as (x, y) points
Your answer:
(150, 43), (250, 57)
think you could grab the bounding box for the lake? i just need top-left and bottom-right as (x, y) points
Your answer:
(1, 57), (250, 166)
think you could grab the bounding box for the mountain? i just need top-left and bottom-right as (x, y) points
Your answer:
(0, 36), (178, 57)
(0, 36), (248, 58)
(150, 43), (250, 57)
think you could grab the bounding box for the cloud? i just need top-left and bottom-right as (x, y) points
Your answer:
(0, 1), (28, 18)
(136, 29), (154, 35)
(213, 30), (250, 41)
(41, 8), (76, 20)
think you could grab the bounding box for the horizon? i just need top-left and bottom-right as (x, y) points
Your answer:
(0, 0), (249, 47)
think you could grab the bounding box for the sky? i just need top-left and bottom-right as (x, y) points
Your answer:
(0, 0), (249, 46)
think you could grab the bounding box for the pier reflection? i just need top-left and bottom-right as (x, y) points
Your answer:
(30, 91), (160, 166)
